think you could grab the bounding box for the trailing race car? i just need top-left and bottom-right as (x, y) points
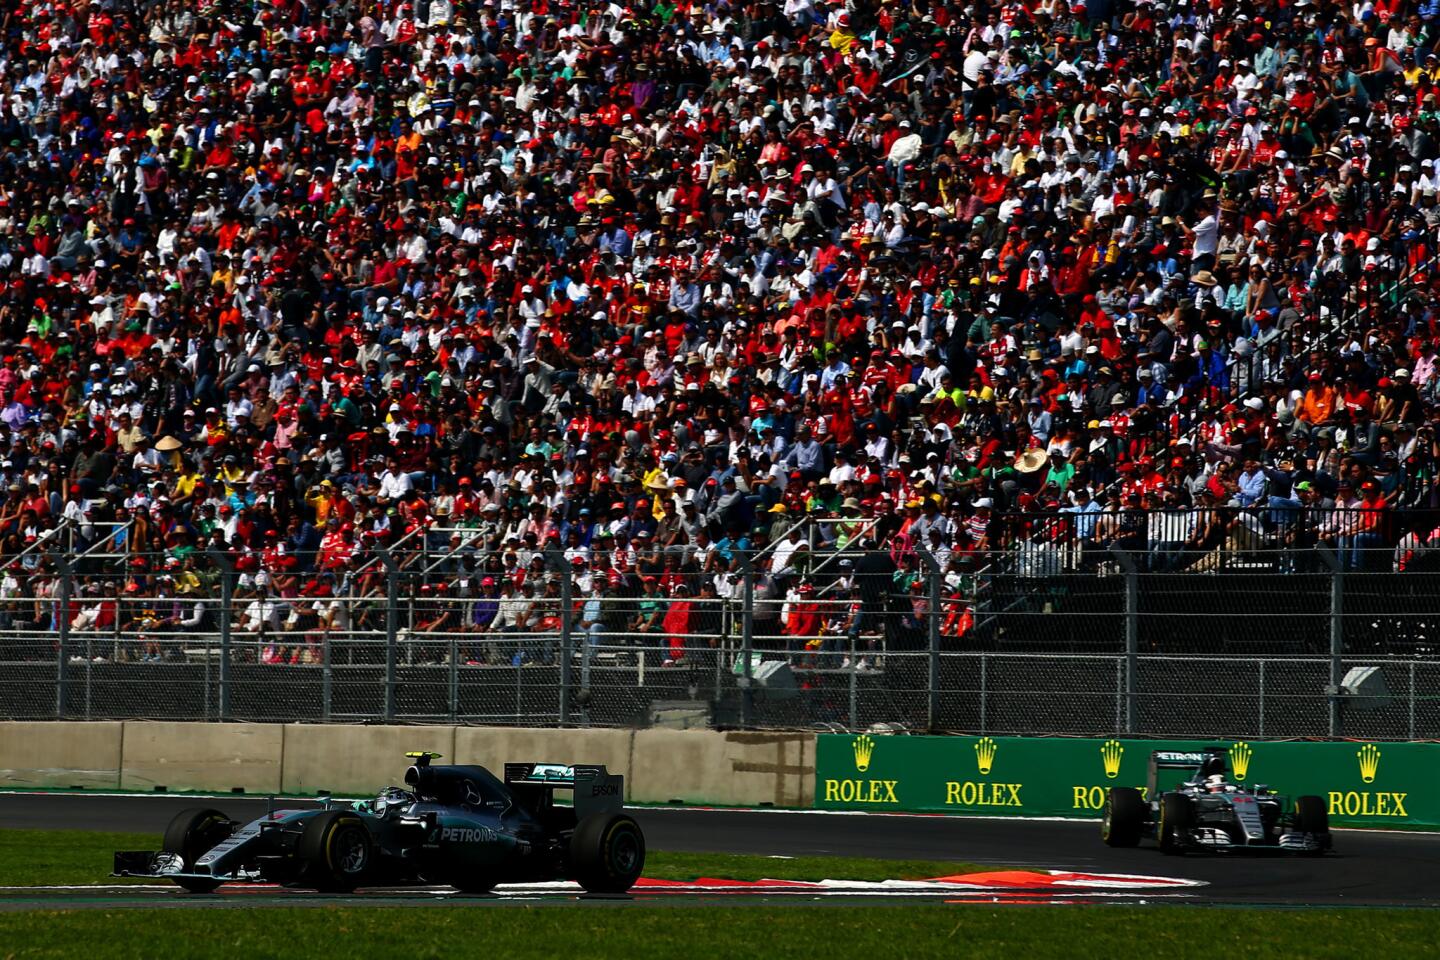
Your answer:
(1102, 746), (1331, 855)
(114, 752), (644, 893)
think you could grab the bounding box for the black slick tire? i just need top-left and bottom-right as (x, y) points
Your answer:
(1158, 793), (1193, 855)
(298, 811), (373, 892)
(1102, 787), (1145, 847)
(162, 808), (231, 893)
(570, 813), (645, 893)
(1294, 795), (1331, 855)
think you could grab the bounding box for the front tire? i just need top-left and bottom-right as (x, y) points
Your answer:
(1102, 787), (1145, 847)
(571, 813), (645, 893)
(1158, 794), (1193, 855)
(1294, 795), (1331, 855)
(298, 811), (373, 892)
(162, 808), (232, 894)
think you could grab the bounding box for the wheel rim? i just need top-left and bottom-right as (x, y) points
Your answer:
(333, 828), (367, 874)
(611, 829), (640, 874)
(1101, 801), (1112, 840)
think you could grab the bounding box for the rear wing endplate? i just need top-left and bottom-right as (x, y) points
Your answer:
(504, 763), (625, 817)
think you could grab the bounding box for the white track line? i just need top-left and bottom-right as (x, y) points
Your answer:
(0, 790), (1176, 824)
(0, 889), (1198, 900)
(0, 886), (176, 892)
(2, 790), (1433, 834)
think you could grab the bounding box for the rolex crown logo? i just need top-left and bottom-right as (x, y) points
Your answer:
(1229, 742), (1253, 781)
(1357, 743), (1381, 784)
(1100, 739), (1124, 779)
(974, 737), (998, 776)
(852, 734), (875, 773)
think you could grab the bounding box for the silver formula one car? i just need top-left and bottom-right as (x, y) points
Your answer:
(1102, 747), (1332, 855)
(114, 752), (644, 893)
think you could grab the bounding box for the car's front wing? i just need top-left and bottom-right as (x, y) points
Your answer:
(113, 850), (260, 883)
(1181, 830), (1328, 853)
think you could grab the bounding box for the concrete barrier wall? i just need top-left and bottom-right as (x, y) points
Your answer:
(630, 730), (814, 807)
(279, 725), (457, 796)
(0, 722), (815, 809)
(119, 722), (286, 794)
(454, 727), (634, 797)
(0, 721), (122, 789)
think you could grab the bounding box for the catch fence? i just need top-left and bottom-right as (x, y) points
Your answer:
(1, 523), (1438, 738)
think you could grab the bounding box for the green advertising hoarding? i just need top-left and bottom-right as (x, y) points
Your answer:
(816, 735), (1439, 828)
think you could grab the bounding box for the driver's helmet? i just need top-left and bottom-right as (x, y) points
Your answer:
(1206, 774), (1226, 793)
(375, 786), (414, 813)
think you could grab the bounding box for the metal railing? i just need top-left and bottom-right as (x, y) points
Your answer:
(1, 544), (1437, 739)
(982, 506), (1440, 573)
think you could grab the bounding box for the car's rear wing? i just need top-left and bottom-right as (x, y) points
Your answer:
(1147, 748), (1228, 795)
(504, 763), (625, 817)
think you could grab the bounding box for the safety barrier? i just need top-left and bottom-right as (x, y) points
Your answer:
(10, 544), (1440, 741)
(120, 721), (284, 794)
(6, 724), (1432, 828)
(814, 734), (1440, 829)
(0, 722), (815, 808)
(0, 721), (124, 790)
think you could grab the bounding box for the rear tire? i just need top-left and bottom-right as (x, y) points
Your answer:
(571, 813), (645, 893)
(162, 808), (231, 894)
(1102, 787), (1145, 847)
(298, 812), (373, 892)
(1294, 795), (1331, 855)
(1158, 794), (1193, 855)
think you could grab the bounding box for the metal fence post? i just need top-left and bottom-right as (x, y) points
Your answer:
(979, 654), (988, 734)
(579, 626), (592, 728)
(322, 629), (333, 722)
(1317, 545), (1343, 737)
(916, 546), (942, 732)
(1409, 661), (1416, 741)
(51, 555), (72, 718)
(205, 548), (234, 720)
(558, 556), (573, 727)
(739, 552), (754, 728)
(713, 597), (729, 704)
(848, 629), (859, 729)
(1110, 547), (1138, 735)
(374, 545), (399, 722)
(448, 632), (459, 723)
(1258, 660), (1266, 739)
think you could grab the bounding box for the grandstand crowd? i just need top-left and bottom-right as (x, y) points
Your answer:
(5, 0), (1440, 655)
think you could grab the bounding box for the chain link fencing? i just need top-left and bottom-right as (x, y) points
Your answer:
(2, 517), (1439, 738)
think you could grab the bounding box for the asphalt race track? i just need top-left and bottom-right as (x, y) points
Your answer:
(3, 793), (1438, 908)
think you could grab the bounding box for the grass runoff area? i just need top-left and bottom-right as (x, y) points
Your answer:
(1, 908), (1438, 960)
(2, 831), (1438, 959)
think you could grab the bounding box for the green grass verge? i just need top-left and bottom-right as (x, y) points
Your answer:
(0, 829), (987, 887)
(0, 831), (162, 887)
(4, 830), (1437, 959)
(1, 906), (1439, 959)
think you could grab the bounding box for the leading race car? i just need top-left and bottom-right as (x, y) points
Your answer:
(1102, 746), (1332, 855)
(114, 752), (644, 893)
